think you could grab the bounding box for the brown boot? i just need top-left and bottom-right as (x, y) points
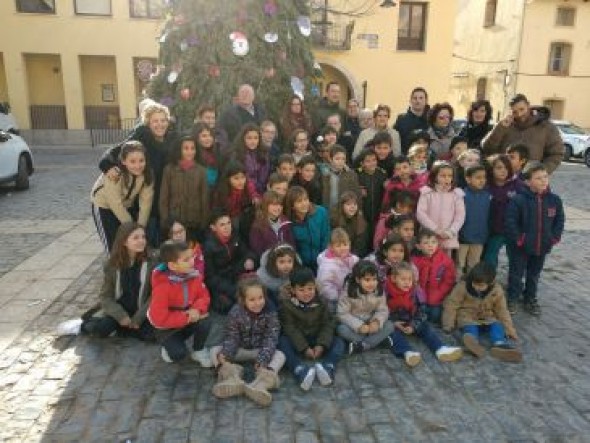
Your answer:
(212, 362), (245, 399)
(463, 333), (486, 358)
(244, 367), (280, 407)
(490, 344), (523, 363)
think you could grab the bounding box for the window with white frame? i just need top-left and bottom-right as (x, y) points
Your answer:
(548, 42), (572, 76)
(75, 0), (111, 16)
(129, 0), (164, 19)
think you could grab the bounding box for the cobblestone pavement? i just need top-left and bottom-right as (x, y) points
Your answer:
(0, 154), (590, 442)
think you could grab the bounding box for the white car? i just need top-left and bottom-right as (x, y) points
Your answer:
(0, 108), (34, 189)
(552, 120), (590, 162)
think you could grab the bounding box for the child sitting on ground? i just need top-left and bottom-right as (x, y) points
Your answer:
(442, 262), (522, 362)
(337, 260), (394, 354)
(256, 243), (301, 306)
(211, 277), (285, 407)
(385, 262), (463, 367)
(166, 219), (205, 278)
(57, 222), (155, 340)
(316, 228), (360, 313)
(411, 228), (457, 324)
(148, 240), (212, 366)
(278, 267), (346, 391)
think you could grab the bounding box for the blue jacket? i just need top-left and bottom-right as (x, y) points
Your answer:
(504, 186), (565, 256)
(291, 205), (330, 271)
(459, 187), (491, 244)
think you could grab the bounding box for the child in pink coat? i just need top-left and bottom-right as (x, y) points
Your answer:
(416, 161), (465, 256)
(316, 228), (360, 313)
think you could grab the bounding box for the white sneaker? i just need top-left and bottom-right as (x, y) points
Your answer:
(161, 347), (173, 363)
(436, 346), (463, 362)
(404, 351), (421, 367)
(191, 348), (213, 368)
(56, 319), (83, 336)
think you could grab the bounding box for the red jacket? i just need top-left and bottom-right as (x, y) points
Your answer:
(411, 249), (456, 307)
(381, 174), (423, 210)
(148, 265), (211, 329)
(385, 279), (416, 314)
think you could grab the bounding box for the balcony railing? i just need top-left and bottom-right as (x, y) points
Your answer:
(311, 21), (355, 50)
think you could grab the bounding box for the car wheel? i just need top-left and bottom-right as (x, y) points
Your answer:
(585, 149), (590, 168)
(15, 155), (29, 190)
(563, 144), (572, 162)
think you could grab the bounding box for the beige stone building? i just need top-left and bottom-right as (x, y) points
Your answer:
(0, 0), (457, 142)
(451, 0), (590, 128)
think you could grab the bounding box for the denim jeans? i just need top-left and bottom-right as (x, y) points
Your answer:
(160, 317), (212, 362)
(389, 322), (443, 357)
(425, 306), (442, 325)
(81, 315), (154, 341)
(278, 334), (345, 373)
(463, 322), (506, 345)
(483, 234), (506, 270)
(506, 243), (547, 303)
(337, 321), (394, 349)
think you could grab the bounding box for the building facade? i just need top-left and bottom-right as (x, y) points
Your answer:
(0, 0), (457, 137)
(450, 0), (590, 128)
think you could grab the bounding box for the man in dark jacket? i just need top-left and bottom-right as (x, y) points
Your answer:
(218, 84), (266, 145)
(312, 81), (346, 133)
(394, 87), (430, 154)
(504, 162), (565, 316)
(482, 94), (564, 174)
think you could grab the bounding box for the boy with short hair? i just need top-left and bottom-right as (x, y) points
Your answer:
(443, 262), (522, 362)
(458, 165), (491, 279)
(276, 154), (297, 183)
(505, 162), (564, 315)
(148, 240), (212, 365)
(278, 267), (346, 391)
(506, 144), (530, 180)
(292, 156), (322, 205)
(411, 228), (456, 324)
(321, 144), (361, 208)
(203, 209), (257, 315)
(267, 173), (289, 200)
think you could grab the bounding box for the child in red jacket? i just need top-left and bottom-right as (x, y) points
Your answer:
(148, 240), (212, 366)
(411, 228), (456, 324)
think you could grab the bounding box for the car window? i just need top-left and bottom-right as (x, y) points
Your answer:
(557, 124), (586, 135)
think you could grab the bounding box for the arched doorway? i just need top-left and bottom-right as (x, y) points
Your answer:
(313, 59), (362, 108)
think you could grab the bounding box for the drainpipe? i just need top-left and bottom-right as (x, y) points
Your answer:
(362, 81), (367, 107)
(512, 0), (527, 101)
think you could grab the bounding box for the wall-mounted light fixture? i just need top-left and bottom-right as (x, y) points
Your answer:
(380, 0), (397, 7)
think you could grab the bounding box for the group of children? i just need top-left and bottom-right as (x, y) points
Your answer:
(71, 107), (565, 407)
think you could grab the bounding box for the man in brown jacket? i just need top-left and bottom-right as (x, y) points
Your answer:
(482, 94), (563, 173)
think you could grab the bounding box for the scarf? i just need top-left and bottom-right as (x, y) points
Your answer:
(432, 124), (451, 139)
(179, 159), (195, 171)
(200, 148), (217, 167)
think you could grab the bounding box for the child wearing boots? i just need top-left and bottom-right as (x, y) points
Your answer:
(211, 277), (285, 407)
(278, 267), (346, 391)
(443, 262), (522, 362)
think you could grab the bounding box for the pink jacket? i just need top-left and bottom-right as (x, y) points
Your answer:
(316, 249), (359, 302)
(416, 186), (465, 249)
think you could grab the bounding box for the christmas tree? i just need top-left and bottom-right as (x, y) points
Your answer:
(148, 0), (319, 129)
